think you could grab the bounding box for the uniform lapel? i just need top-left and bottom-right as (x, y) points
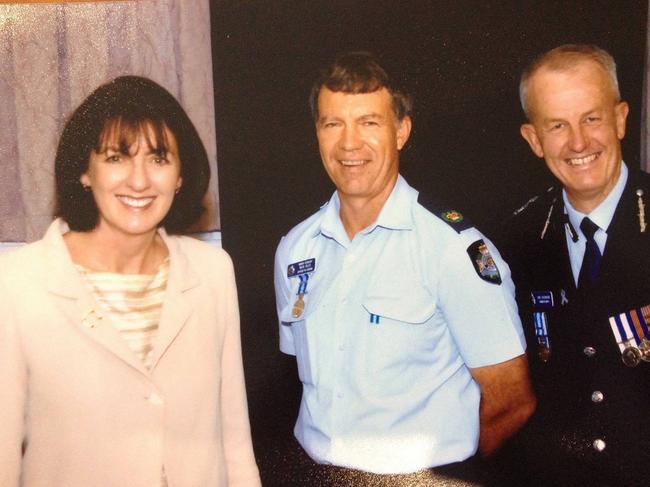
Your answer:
(44, 220), (149, 375)
(534, 196), (581, 345)
(599, 176), (635, 280)
(541, 195), (576, 296)
(149, 231), (200, 370)
(596, 173), (650, 308)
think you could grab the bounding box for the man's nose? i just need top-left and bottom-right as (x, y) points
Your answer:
(340, 125), (362, 150)
(567, 125), (588, 153)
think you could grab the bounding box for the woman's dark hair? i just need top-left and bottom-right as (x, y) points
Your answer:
(55, 75), (210, 234)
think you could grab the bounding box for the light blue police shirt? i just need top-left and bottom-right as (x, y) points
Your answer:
(274, 175), (525, 474)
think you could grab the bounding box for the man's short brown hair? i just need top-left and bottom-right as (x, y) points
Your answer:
(309, 51), (413, 123)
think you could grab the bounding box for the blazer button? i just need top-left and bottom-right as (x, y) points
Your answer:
(591, 391), (604, 403)
(82, 309), (103, 328)
(593, 439), (606, 452)
(147, 392), (164, 406)
(583, 346), (597, 357)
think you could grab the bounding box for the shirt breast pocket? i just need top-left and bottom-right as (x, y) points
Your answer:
(363, 280), (436, 324)
(361, 282), (438, 394)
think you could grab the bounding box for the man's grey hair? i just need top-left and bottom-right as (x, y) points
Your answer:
(519, 44), (620, 119)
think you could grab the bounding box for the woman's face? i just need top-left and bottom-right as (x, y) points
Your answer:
(80, 124), (182, 240)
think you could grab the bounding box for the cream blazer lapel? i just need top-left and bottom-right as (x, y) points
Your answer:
(43, 220), (149, 376)
(150, 229), (200, 370)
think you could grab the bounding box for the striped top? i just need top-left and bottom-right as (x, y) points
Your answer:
(77, 258), (170, 370)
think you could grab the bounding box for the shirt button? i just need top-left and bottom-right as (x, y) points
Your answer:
(591, 391), (604, 403)
(147, 392), (164, 406)
(336, 392), (343, 399)
(583, 346), (597, 357)
(593, 439), (606, 452)
(338, 344), (345, 351)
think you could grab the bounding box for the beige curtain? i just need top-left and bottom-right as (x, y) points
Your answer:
(0, 0), (219, 242)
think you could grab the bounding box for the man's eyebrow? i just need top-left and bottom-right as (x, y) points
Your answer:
(318, 115), (341, 124)
(359, 112), (382, 119)
(541, 116), (565, 125)
(542, 107), (602, 125)
(317, 112), (385, 124)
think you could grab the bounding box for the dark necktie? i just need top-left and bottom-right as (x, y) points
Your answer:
(577, 217), (602, 289)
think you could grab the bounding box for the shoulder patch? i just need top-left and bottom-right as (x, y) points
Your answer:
(441, 210), (464, 223)
(467, 239), (502, 285)
(417, 193), (473, 233)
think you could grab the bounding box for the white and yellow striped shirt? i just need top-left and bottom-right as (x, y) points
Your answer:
(77, 258), (169, 370)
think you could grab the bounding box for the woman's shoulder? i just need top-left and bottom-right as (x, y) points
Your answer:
(0, 239), (47, 271)
(0, 239), (50, 298)
(166, 234), (232, 267)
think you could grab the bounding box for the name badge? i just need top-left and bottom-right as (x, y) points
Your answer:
(531, 290), (554, 309)
(287, 258), (316, 277)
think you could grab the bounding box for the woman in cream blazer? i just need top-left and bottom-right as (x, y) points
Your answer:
(0, 77), (260, 487)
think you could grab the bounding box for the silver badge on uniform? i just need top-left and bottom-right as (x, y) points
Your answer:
(608, 304), (650, 367)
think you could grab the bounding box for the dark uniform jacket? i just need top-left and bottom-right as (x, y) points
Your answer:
(495, 170), (650, 487)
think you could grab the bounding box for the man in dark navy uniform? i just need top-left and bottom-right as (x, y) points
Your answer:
(498, 44), (650, 486)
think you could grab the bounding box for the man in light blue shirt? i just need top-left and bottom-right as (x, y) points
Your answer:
(274, 51), (535, 480)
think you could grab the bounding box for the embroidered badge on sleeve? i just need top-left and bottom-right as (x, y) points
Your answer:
(467, 239), (502, 285)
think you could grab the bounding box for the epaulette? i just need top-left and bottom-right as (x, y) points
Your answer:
(504, 185), (560, 241)
(417, 193), (473, 233)
(511, 185), (556, 218)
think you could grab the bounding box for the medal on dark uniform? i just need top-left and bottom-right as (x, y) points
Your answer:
(622, 346), (642, 367)
(639, 339), (650, 362)
(532, 309), (551, 362)
(537, 344), (551, 363)
(609, 305), (650, 366)
(292, 294), (305, 318)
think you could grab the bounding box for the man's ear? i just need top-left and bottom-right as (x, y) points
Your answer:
(520, 123), (544, 158)
(615, 101), (629, 140)
(396, 116), (412, 151)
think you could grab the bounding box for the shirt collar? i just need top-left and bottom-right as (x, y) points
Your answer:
(563, 161), (628, 234)
(317, 175), (415, 241)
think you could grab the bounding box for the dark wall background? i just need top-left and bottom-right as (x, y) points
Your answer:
(210, 1), (648, 484)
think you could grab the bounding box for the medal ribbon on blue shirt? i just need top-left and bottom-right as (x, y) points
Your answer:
(288, 259), (316, 319)
(298, 274), (309, 294)
(292, 275), (310, 319)
(608, 304), (650, 366)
